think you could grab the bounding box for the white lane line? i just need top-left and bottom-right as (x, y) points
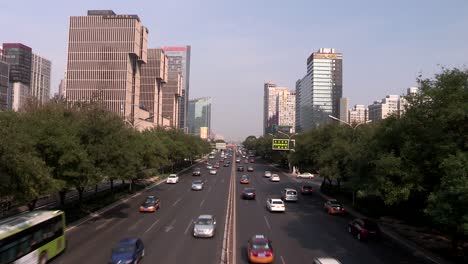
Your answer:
(200, 199), (205, 208)
(164, 219), (177, 232)
(128, 218), (145, 231)
(172, 197), (182, 207)
(95, 218), (113, 230)
(144, 219), (160, 233)
(280, 255), (286, 264)
(184, 219), (193, 235)
(264, 215), (271, 229)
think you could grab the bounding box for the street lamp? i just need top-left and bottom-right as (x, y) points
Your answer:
(328, 115), (371, 206)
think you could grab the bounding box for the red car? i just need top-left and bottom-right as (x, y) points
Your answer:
(248, 235), (274, 263)
(301, 185), (314, 195)
(213, 163), (220, 168)
(249, 158), (255, 163)
(139, 196), (160, 212)
(323, 199), (345, 214)
(348, 218), (381, 241)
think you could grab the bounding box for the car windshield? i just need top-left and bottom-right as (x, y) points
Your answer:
(113, 244), (135, 254)
(252, 242), (270, 249)
(196, 218), (213, 225)
(330, 200), (342, 206)
(272, 201), (283, 204)
(192, 180), (202, 184)
(286, 191), (296, 195)
(194, 168), (200, 172)
(169, 175), (176, 178)
(363, 220), (378, 229)
(244, 188), (255, 193)
(143, 198), (155, 204)
(303, 186), (312, 190)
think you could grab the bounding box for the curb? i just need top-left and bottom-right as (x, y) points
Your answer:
(66, 160), (203, 232)
(305, 177), (450, 264)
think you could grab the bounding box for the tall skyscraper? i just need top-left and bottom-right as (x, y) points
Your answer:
(65, 10), (149, 125)
(188, 97), (212, 138)
(296, 48), (343, 132)
(161, 72), (182, 127)
(140, 48), (168, 125)
(31, 53), (51, 104)
(58, 78), (65, 98)
(2, 43), (32, 111)
(162, 46), (191, 132)
(0, 49), (9, 110)
(263, 82), (296, 134)
(349, 104), (368, 124)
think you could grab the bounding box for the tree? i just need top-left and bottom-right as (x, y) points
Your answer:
(425, 152), (468, 250)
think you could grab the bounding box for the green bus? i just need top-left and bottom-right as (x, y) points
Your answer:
(0, 210), (66, 264)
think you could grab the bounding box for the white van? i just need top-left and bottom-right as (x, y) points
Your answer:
(281, 188), (298, 202)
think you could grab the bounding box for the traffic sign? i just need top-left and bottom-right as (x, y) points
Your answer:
(272, 139), (290, 150)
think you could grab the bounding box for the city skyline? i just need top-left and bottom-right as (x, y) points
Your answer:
(1, 0), (467, 140)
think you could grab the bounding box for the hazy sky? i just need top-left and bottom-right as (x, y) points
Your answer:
(2, 0), (467, 140)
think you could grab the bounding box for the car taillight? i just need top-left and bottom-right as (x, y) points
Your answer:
(251, 252), (258, 257)
(341, 208), (345, 211)
(265, 251), (272, 257)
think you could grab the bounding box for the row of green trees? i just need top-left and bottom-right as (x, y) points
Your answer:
(244, 68), (467, 248)
(0, 101), (211, 210)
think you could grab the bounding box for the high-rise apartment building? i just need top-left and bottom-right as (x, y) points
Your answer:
(58, 79), (65, 98)
(296, 48), (343, 132)
(2, 43), (32, 111)
(368, 95), (401, 122)
(161, 72), (182, 127)
(349, 104), (368, 124)
(65, 10), (149, 125)
(188, 97), (212, 138)
(31, 53), (51, 104)
(263, 82), (296, 134)
(0, 50), (9, 110)
(140, 48), (168, 125)
(162, 46), (191, 132)
(339, 97), (349, 123)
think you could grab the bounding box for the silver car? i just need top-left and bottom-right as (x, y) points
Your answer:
(193, 215), (216, 238)
(191, 180), (204, 191)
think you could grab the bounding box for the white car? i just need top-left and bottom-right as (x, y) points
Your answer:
(266, 198), (286, 212)
(264, 171), (272, 178)
(297, 172), (315, 179)
(210, 169), (217, 175)
(270, 174), (280, 182)
(166, 174), (179, 184)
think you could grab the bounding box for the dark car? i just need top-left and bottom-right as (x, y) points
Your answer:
(324, 199), (345, 214)
(301, 185), (314, 195)
(223, 163), (230, 167)
(241, 188), (256, 200)
(247, 166), (254, 172)
(139, 196), (160, 212)
(237, 166), (244, 172)
(193, 168), (201, 176)
(110, 238), (145, 264)
(348, 218), (381, 241)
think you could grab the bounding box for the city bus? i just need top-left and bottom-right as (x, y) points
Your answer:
(0, 210), (66, 264)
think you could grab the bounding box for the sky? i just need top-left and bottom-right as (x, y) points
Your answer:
(1, 0), (467, 141)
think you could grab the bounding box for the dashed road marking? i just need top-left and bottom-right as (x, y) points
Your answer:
(95, 218), (113, 230)
(200, 199), (205, 208)
(144, 219), (160, 233)
(264, 215), (271, 229)
(184, 219), (193, 235)
(172, 198), (182, 207)
(280, 255), (286, 264)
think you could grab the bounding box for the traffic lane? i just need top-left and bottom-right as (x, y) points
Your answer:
(236, 168), (273, 263)
(251, 162), (427, 264)
(55, 162), (210, 263)
(143, 165), (231, 264)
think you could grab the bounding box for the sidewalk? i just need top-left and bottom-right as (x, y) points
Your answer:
(282, 171), (452, 264)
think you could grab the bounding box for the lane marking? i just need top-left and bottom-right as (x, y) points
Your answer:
(184, 219), (193, 235)
(95, 218), (113, 230)
(280, 256), (286, 264)
(164, 219), (177, 232)
(128, 217), (145, 231)
(264, 215), (271, 229)
(172, 198), (182, 207)
(144, 219), (160, 233)
(200, 199), (205, 208)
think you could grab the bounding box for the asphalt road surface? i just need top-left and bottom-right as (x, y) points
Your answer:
(56, 155), (231, 264)
(55, 151), (429, 264)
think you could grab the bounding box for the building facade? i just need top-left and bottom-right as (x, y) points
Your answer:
(140, 48), (168, 125)
(161, 72), (182, 127)
(188, 97), (212, 138)
(339, 97), (349, 123)
(162, 46), (191, 132)
(277, 90), (296, 133)
(0, 50), (9, 110)
(349, 104), (368, 124)
(263, 82), (294, 134)
(2, 43), (32, 111)
(31, 53), (51, 104)
(368, 95), (401, 122)
(296, 48), (343, 132)
(65, 10), (149, 125)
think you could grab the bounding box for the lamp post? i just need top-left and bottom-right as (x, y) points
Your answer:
(328, 115), (371, 206)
